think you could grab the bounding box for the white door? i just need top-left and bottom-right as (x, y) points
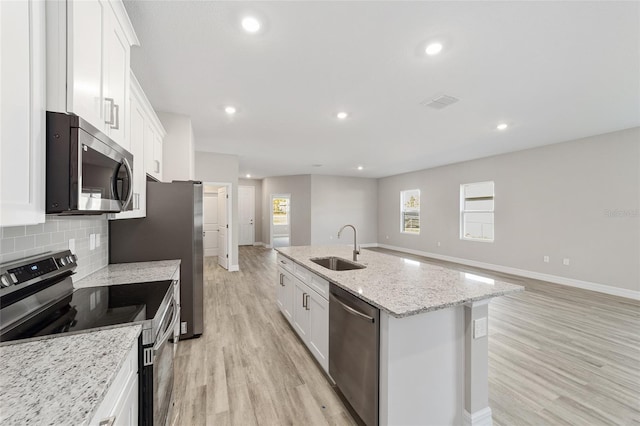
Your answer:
(203, 192), (219, 257)
(217, 187), (228, 269)
(238, 186), (255, 246)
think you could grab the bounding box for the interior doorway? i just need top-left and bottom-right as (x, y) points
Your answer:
(203, 185), (219, 257)
(270, 194), (291, 248)
(238, 185), (255, 246)
(202, 182), (232, 271)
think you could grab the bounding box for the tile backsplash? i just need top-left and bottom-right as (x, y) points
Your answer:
(1, 216), (108, 280)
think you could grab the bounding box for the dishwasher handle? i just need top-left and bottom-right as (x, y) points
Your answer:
(332, 294), (375, 323)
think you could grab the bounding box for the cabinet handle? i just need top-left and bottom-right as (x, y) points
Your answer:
(99, 416), (116, 426)
(279, 274), (284, 286)
(302, 292), (307, 308)
(105, 98), (115, 125)
(111, 103), (120, 130)
(154, 159), (160, 173)
(305, 294), (310, 310)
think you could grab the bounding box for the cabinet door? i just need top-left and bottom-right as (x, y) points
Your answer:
(153, 133), (163, 180)
(276, 269), (286, 314)
(278, 270), (294, 324)
(111, 90), (145, 219)
(0, 0), (46, 226)
(292, 278), (310, 341)
(307, 289), (329, 373)
(68, 0), (105, 131)
(102, 5), (129, 147)
(111, 373), (138, 425)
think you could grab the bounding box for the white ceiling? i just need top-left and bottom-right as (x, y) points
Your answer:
(124, 1), (640, 179)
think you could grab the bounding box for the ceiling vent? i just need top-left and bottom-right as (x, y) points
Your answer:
(421, 94), (459, 110)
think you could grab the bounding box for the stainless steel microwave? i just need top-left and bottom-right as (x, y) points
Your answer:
(46, 112), (133, 214)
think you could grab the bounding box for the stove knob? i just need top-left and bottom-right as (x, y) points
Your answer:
(59, 258), (67, 266)
(9, 273), (17, 283)
(0, 275), (10, 287)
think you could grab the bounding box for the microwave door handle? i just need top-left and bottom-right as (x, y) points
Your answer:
(154, 304), (180, 351)
(121, 157), (134, 209)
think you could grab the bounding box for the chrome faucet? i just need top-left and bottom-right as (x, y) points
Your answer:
(338, 224), (359, 262)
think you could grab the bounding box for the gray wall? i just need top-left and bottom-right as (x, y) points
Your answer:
(195, 151), (239, 267)
(311, 175), (378, 246)
(239, 178), (263, 244)
(377, 127), (640, 292)
(1, 216), (109, 280)
(262, 175), (312, 246)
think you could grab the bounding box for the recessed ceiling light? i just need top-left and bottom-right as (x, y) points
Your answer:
(496, 123), (508, 130)
(241, 16), (261, 33)
(337, 112), (348, 120)
(225, 106), (236, 115)
(246, 174), (251, 178)
(425, 42), (443, 56)
(357, 166), (364, 171)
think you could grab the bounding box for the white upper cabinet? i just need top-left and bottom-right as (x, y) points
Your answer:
(111, 72), (165, 220)
(0, 0), (46, 226)
(46, 0), (138, 148)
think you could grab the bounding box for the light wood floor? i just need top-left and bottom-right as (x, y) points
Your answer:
(170, 246), (640, 426)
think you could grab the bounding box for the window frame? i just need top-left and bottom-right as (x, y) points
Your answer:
(400, 189), (421, 235)
(460, 181), (495, 243)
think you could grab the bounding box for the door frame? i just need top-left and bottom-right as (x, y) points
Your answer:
(203, 181), (233, 270)
(269, 193), (291, 249)
(238, 185), (255, 246)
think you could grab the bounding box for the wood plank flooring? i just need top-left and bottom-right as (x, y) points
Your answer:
(170, 246), (640, 426)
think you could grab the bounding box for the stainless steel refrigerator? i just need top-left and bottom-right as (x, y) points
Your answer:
(110, 181), (204, 339)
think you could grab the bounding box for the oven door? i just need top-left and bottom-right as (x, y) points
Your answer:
(75, 127), (133, 213)
(152, 298), (179, 426)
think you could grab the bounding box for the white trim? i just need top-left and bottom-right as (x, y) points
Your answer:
(463, 407), (493, 426)
(360, 243), (379, 248)
(377, 244), (640, 301)
(229, 264), (239, 272)
(253, 242), (265, 247)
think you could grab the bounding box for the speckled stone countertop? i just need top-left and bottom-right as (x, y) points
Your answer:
(0, 325), (141, 425)
(276, 246), (523, 318)
(74, 259), (180, 288)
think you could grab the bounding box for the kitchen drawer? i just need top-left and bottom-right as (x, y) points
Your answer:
(308, 273), (329, 301)
(293, 262), (311, 283)
(277, 254), (293, 273)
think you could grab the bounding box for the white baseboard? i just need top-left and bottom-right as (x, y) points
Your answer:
(377, 244), (640, 301)
(360, 242), (379, 248)
(253, 242), (265, 247)
(229, 264), (239, 272)
(463, 407), (493, 426)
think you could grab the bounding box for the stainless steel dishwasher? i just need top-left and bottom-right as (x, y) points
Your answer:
(329, 284), (380, 426)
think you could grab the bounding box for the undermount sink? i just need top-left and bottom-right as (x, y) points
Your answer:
(310, 256), (366, 271)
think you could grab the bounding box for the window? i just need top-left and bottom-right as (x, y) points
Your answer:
(401, 189), (420, 234)
(272, 197), (289, 225)
(460, 181), (494, 242)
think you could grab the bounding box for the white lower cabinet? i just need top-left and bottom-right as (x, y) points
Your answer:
(276, 256), (329, 374)
(90, 340), (138, 425)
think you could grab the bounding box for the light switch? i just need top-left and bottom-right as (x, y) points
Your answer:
(474, 317), (487, 339)
(96, 234), (101, 247)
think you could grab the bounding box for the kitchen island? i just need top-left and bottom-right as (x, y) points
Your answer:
(276, 245), (523, 426)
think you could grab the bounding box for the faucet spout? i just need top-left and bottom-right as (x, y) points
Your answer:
(337, 224), (359, 262)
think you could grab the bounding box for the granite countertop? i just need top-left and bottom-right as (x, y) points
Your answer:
(0, 325), (142, 425)
(276, 246), (524, 318)
(74, 259), (180, 288)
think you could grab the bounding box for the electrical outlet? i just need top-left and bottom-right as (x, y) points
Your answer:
(180, 322), (187, 334)
(474, 317), (487, 339)
(68, 238), (75, 253)
(543, 255), (549, 263)
(89, 234), (96, 251)
(96, 234), (101, 247)
(563, 258), (570, 266)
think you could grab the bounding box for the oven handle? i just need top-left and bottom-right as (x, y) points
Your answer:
(154, 301), (179, 351)
(121, 157), (134, 210)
